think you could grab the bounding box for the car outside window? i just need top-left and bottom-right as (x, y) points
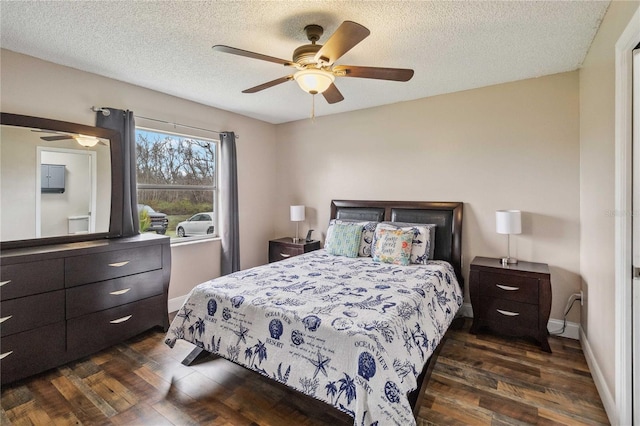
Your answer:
(135, 128), (218, 240)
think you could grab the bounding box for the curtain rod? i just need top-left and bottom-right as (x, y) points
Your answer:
(90, 106), (238, 138)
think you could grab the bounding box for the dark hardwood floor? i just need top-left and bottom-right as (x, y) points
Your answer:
(1, 318), (609, 425)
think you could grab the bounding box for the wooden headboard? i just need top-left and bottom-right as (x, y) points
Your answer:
(330, 200), (464, 287)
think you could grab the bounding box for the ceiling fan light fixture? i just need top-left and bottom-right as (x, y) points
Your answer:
(294, 69), (335, 94)
(74, 134), (100, 147)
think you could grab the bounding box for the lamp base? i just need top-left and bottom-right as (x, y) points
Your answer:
(501, 257), (518, 266)
(292, 237), (302, 243)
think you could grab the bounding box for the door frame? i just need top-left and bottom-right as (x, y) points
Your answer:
(614, 6), (640, 425)
(36, 146), (97, 237)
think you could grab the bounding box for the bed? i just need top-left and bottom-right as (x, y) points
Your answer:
(165, 200), (464, 425)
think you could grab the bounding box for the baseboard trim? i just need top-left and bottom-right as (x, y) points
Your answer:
(168, 295), (187, 314)
(459, 302), (580, 340)
(580, 328), (616, 425)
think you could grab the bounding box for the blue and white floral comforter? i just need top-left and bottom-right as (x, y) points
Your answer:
(165, 249), (462, 426)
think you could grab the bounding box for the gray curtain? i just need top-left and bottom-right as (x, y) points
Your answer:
(96, 108), (140, 236)
(220, 131), (240, 274)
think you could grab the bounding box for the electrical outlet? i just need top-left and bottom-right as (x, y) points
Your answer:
(580, 290), (584, 306)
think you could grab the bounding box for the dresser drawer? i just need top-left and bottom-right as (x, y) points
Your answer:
(1, 290), (65, 337)
(477, 297), (538, 330)
(65, 244), (162, 287)
(66, 269), (164, 319)
(0, 322), (66, 384)
(478, 271), (539, 303)
(67, 295), (165, 355)
(0, 259), (64, 301)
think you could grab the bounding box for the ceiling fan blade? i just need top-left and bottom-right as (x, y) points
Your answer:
(314, 21), (370, 65)
(333, 65), (414, 82)
(322, 83), (344, 104)
(212, 45), (295, 67)
(242, 75), (294, 93)
(41, 135), (72, 141)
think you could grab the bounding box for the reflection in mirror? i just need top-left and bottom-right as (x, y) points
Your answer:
(1, 124), (111, 242)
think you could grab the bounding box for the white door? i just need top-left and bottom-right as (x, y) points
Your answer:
(633, 46), (639, 425)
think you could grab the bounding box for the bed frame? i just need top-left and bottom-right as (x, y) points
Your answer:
(182, 199), (464, 420)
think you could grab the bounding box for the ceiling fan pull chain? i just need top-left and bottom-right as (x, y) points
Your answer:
(311, 94), (316, 122)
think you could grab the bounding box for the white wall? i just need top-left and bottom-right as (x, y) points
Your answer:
(0, 49), (279, 299)
(275, 71), (582, 324)
(579, 0), (640, 419)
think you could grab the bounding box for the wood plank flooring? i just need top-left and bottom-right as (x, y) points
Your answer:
(1, 318), (609, 425)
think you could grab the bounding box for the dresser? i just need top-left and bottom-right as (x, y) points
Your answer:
(469, 256), (552, 352)
(268, 238), (320, 263)
(0, 233), (171, 384)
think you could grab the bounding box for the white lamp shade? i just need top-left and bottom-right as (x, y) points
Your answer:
(290, 205), (305, 222)
(294, 69), (335, 94)
(75, 134), (100, 147)
(496, 210), (522, 234)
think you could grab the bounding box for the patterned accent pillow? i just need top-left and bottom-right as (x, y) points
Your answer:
(371, 227), (413, 265)
(324, 222), (363, 258)
(374, 222), (436, 264)
(326, 219), (378, 257)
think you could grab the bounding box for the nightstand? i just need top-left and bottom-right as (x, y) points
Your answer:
(268, 238), (320, 263)
(469, 256), (552, 352)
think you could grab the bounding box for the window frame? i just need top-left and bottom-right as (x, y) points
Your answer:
(135, 126), (219, 242)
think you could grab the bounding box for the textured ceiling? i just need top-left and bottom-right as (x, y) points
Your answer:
(1, 1), (609, 124)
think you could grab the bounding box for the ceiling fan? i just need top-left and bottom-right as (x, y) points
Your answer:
(31, 129), (107, 147)
(212, 21), (414, 104)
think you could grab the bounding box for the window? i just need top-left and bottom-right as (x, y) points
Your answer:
(135, 128), (218, 240)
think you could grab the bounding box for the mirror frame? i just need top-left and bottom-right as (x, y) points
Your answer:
(1, 112), (124, 249)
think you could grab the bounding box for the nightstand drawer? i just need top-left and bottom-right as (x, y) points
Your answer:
(478, 271), (539, 303)
(477, 297), (538, 328)
(270, 245), (303, 262)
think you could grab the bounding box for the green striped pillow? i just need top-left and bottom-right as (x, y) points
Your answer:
(325, 222), (363, 258)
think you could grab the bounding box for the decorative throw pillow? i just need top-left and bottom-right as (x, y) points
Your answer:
(326, 219), (378, 257)
(324, 222), (363, 258)
(371, 227), (413, 266)
(375, 222), (436, 264)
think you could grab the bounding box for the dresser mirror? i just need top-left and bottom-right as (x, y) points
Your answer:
(1, 113), (123, 249)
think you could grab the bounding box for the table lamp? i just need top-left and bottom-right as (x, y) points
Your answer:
(290, 205), (305, 243)
(496, 210), (521, 265)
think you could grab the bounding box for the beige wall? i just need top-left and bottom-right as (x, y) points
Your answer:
(0, 49), (279, 299)
(579, 0), (640, 410)
(275, 71), (581, 323)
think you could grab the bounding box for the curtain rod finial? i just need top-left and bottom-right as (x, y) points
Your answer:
(90, 106), (111, 116)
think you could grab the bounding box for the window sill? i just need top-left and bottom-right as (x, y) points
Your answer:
(170, 235), (221, 247)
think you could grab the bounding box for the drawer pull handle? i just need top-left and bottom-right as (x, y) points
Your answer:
(0, 351), (14, 360)
(0, 280), (11, 287)
(279, 253), (291, 258)
(109, 288), (131, 295)
(496, 284), (520, 291)
(497, 309), (519, 317)
(108, 261), (130, 268)
(0, 315), (12, 324)
(110, 315), (132, 324)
